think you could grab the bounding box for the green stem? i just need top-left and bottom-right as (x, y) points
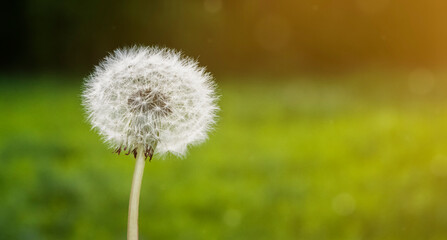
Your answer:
(127, 146), (146, 240)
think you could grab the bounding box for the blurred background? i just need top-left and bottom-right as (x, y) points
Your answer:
(2, 0), (447, 239)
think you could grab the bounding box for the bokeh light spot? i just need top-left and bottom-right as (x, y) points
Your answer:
(332, 193), (356, 216)
(356, 0), (390, 15)
(222, 209), (241, 227)
(408, 68), (436, 95)
(204, 0), (222, 13)
(430, 155), (447, 177)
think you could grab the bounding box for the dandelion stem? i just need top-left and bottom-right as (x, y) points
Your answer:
(127, 146), (146, 240)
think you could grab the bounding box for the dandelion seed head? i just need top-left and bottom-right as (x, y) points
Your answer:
(82, 46), (219, 158)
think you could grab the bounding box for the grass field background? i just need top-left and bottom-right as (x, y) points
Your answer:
(1, 73), (447, 239)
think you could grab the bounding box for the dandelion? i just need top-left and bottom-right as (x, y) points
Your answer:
(82, 46), (218, 240)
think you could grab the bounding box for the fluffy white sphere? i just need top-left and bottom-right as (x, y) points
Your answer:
(82, 46), (218, 159)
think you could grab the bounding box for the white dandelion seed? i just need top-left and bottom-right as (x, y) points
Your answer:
(82, 46), (219, 240)
(82, 46), (219, 159)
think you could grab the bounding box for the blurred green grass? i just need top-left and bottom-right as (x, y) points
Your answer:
(1, 74), (447, 240)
